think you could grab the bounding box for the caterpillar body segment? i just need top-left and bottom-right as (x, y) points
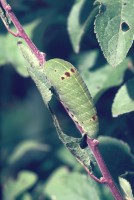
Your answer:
(44, 58), (99, 137)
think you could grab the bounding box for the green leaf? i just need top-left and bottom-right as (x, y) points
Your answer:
(119, 177), (134, 200)
(1, 88), (52, 156)
(95, 0), (134, 67)
(76, 51), (130, 100)
(101, 186), (114, 200)
(3, 171), (38, 200)
(68, 0), (97, 53)
(8, 140), (50, 164)
(45, 167), (101, 200)
(112, 78), (134, 117)
(52, 113), (96, 172)
(18, 40), (53, 106)
(21, 193), (32, 200)
(98, 136), (134, 179)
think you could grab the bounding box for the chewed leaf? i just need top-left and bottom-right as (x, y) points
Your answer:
(95, 0), (134, 67)
(18, 41), (52, 106)
(28, 67), (52, 106)
(52, 110), (96, 172)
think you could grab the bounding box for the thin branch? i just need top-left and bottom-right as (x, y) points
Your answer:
(87, 138), (123, 200)
(62, 104), (123, 200)
(0, 0), (45, 65)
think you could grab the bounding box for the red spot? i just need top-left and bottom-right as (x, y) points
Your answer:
(65, 72), (71, 77)
(61, 77), (65, 80)
(71, 68), (76, 73)
(92, 115), (97, 121)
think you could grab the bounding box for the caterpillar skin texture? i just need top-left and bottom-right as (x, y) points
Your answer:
(45, 58), (99, 137)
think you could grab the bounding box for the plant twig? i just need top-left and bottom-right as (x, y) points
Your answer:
(87, 138), (123, 200)
(62, 104), (123, 200)
(0, 0), (45, 65)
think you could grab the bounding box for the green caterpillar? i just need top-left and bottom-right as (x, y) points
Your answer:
(18, 41), (99, 138)
(44, 59), (98, 137)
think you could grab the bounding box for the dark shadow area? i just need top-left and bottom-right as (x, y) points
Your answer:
(89, 51), (107, 71)
(97, 87), (134, 151)
(126, 78), (134, 100)
(79, 0), (93, 25)
(99, 136), (134, 183)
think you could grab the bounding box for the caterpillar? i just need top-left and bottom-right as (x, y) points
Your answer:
(44, 59), (99, 137)
(18, 41), (99, 138)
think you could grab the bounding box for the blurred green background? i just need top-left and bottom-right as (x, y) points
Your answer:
(0, 0), (134, 200)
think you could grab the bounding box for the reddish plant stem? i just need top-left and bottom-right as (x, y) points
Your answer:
(0, 0), (45, 65)
(0, 1), (124, 199)
(62, 105), (123, 200)
(61, 104), (103, 183)
(87, 138), (123, 200)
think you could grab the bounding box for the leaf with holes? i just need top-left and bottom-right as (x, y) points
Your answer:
(18, 41), (53, 106)
(52, 112), (96, 173)
(18, 41), (98, 171)
(95, 0), (134, 67)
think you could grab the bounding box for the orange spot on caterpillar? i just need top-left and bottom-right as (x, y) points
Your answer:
(92, 115), (97, 121)
(65, 72), (71, 77)
(71, 68), (76, 73)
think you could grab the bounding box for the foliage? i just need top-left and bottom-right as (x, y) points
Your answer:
(45, 167), (101, 200)
(112, 78), (134, 116)
(95, 0), (134, 67)
(0, 0), (134, 200)
(119, 177), (134, 200)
